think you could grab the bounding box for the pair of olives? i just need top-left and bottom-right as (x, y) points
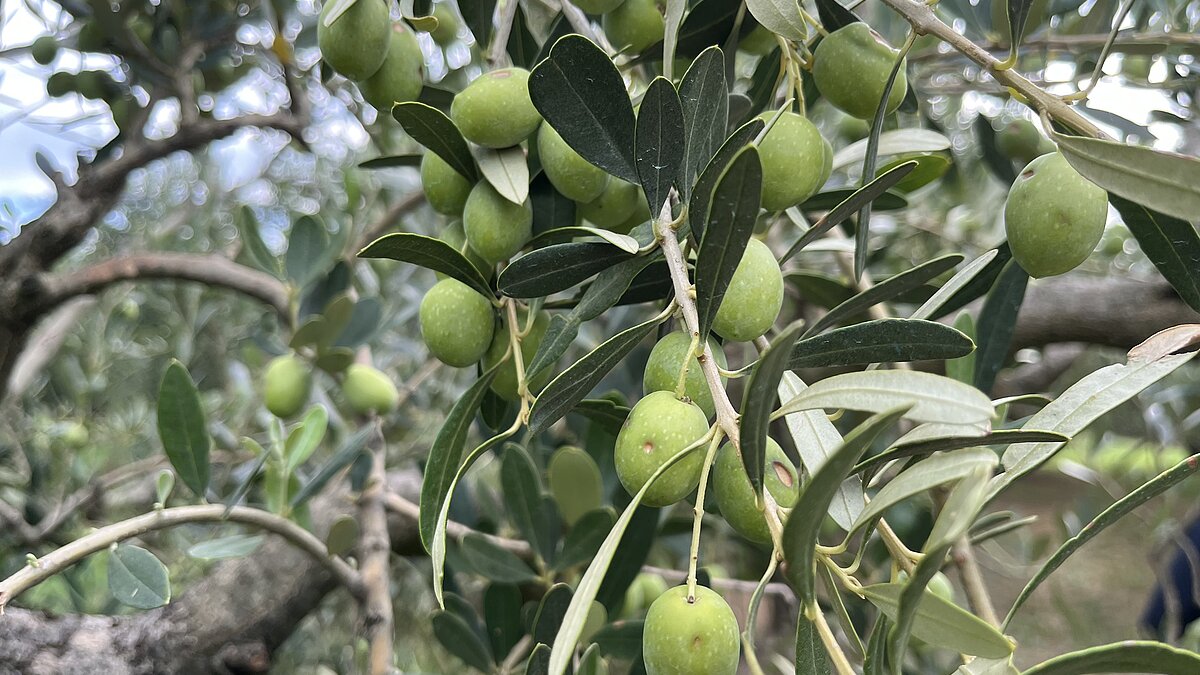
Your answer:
(317, 0), (423, 109)
(264, 354), (398, 417)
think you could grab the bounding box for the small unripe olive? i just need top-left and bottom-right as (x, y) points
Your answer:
(420, 278), (495, 367)
(264, 353), (312, 418)
(318, 0), (390, 80)
(451, 68), (542, 148)
(578, 179), (639, 229)
(712, 439), (799, 543)
(538, 123), (609, 203)
(641, 331), (727, 418)
(602, 0), (665, 54)
(481, 307), (552, 400)
(430, 3), (460, 45)
(548, 446), (604, 525)
(836, 114), (870, 142)
(32, 36), (58, 65)
(813, 23), (908, 120)
(643, 585), (740, 675)
(614, 391), (710, 507)
(435, 220), (491, 278)
(573, 0), (625, 12)
(897, 569), (955, 602)
(342, 364), (400, 414)
(611, 196), (652, 235)
(463, 183), (533, 265)
(359, 23), (424, 111)
(60, 421), (89, 449)
(421, 152), (474, 215)
(623, 572), (670, 617)
(1004, 152), (1107, 278)
(755, 112), (828, 211)
(995, 119), (1046, 166)
(712, 238), (783, 342)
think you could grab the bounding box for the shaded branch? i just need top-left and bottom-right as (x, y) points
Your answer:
(358, 421), (394, 675)
(910, 31), (1200, 62)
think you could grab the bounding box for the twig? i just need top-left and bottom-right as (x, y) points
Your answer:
(384, 492), (533, 558)
(354, 191), (426, 253)
(952, 537), (1000, 627)
(0, 504), (363, 612)
(359, 418), (394, 674)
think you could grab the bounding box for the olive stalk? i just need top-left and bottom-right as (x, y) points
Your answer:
(685, 431), (725, 601)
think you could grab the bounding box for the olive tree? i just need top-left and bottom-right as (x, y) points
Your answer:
(2, 0), (1200, 673)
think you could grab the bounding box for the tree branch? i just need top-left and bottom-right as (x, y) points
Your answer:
(910, 31), (1200, 62)
(358, 421), (394, 675)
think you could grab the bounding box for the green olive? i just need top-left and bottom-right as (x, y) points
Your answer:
(451, 67), (542, 148)
(264, 353), (312, 418)
(463, 182), (533, 265)
(318, 0), (390, 80)
(1004, 152), (1108, 278)
(614, 391), (710, 507)
(712, 439), (799, 543)
(538, 123), (609, 203)
(573, 0), (625, 12)
(755, 112), (828, 210)
(435, 220), (491, 278)
(578, 179), (639, 229)
(358, 23), (424, 111)
(739, 25), (776, 56)
(813, 23), (908, 120)
(995, 119), (1047, 166)
(641, 331), (727, 418)
(419, 278), (495, 367)
(342, 364), (400, 414)
(643, 585), (740, 675)
(480, 307), (552, 400)
(602, 0), (665, 54)
(430, 3), (460, 45)
(32, 36), (58, 65)
(422, 152), (474, 216)
(712, 238), (783, 342)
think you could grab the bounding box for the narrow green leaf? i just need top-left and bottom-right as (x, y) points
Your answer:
(815, 0), (861, 30)
(662, 0), (686, 76)
(392, 102), (477, 181)
(775, 370), (994, 425)
(596, 504), (660, 611)
(688, 118), (764, 242)
(285, 215), (329, 287)
(957, 656), (1020, 675)
(156, 361), (210, 498)
(529, 226), (640, 254)
(530, 35), (638, 183)
(505, 2), (538, 69)
(678, 46), (728, 198)
(419, 365), (502, 551)
(291, 425), (373, 508)
(803, 255), (964, 337)
(796, 609), (833, 675)
(498, 242), (634, 299)
(475, 145), (529, 205)
(801, 188), (907, 213)
(911, 249), (999, 321)
(433, 610), (494, 671)
(694, 145), (763, 343)
(747, 0), (808, 40)
(788, 318), (974, 369)
(484, 583), (524, 661)
(187, 534), (264, 560)
(635, 77), (686, 214)
(502, 445), (553, 562)
(531, 171), (577, 235)
(556, 507), (616, 570)
(108, 543), (171, 609)
(783, 408), (910, 604)
(854, 429), (1069, 480)
(1054, 130), (1200, 223)
(358, 154), (422, 169)
(461, 533), (539, 583)
(1022, 642), (1200, 675)
(1110, 195), (1200, 313)
(1004, 452), (1200, 628)
(570, 399), (631, 435)
(973, 260), (1029, 394)
(593, 619), (644, 660)
(359, 232), (493, 300)
(975, 116), (1019, 185)
(864, 614), (891, 675)
(741, 320), (806, 496)
(849, 448), (997, 533)
(861, 583), (1014, 658)
(284, 405), (328, 472)
(1005, 0), (1037, 52)
(534, 584), (574, 647)
(833, 129), (950, 172)
(526, 643), (551, 674)
(529, 311), (667, 435)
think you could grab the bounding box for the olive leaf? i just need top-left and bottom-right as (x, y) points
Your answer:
(359, 232), (493, 300)
(635, 77), (685, 214)
(391, 102), (477, 181)
(156, 361), (210, 498)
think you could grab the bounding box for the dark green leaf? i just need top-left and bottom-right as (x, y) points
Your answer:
(803, 255), (964, 337)
(291, 425), (373, 508)
(783, 407), (909, 604)
(285, 215), (330, 287)
(526, 314), (581, 383)
(864, 614), (891, 675)
(678, 47), (728, 198)
(506, 3), (538, 69)
(593, 620), (644, 660)
(595, 504), (660, 612)
(358, 154), (422, 169)
(788, 318), (974, 369)
(633, 0), (751, 62)
(529, 312), (666, 435)
(498, 242), (634, 298)
(570, 399), (631, 435)
(556, 507), (617, 570)
(930, 244), (1012, 320)
(576, 255), (661, 321)
(1020, 641), (1200, 675)
(463, 0), (498, 53)
(530, 35), (638, 183)
(419, 365), (502, 551)
(502, 445), (554, 562)
(975, 116), (1018, 185)
(359, 232), (493, 300)
(526, 643), (551, 675)
(740, 320), (805, 496)
(156, 361), (210, 498)
(433, 609), (495, 671)
(334, 297), (383, 348)
(688, 119), (763, 242)
(800, 188), (908, 212)
(534, 583), (574, 647)
(418, 85), (455, 111)
(815, 0), (861, 30)
(531, 172), (579, 235)
(461, 533), (539, 583)
(861, 583), (1013, 658)
(746, 48), (782, 117)
(1111, 195), (1200, 313)
(108, 544), (170, 609)
(796, 609), (833, 675)
(484, 583), (525, 662)
(854, 429), (1069, 481)
(636, 77), (686, 214)
(694, 145), (763, 343)
(1006, 0), (1037, 51)
(392, 102), (477, 181)
(534, 13), (572, 65)
(973, 260), (1028, 395)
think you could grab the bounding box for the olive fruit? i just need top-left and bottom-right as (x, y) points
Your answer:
(463, 183), (533, 264)
(430, 3), (460, 44)
(481, 307), (552, 400)
(358, 23), (424, 111)
(602, 0), (665, 54)
(739, 25), (776, 56)
(60, 421), (89, 449)
(995, 119), (1046, 166)
(755, 112), (827, 210)
(32, 36), (58, 65)
(813, 23), (908, 120)
(342, 364), (400, 414)
(451, 68), (542, 148)
(623, 573), (670, 618)
(317, 0), (390, 80)
(538, 123), (609, 202)
(836, 114), (870, 142)
(712, 439), (800, 543)
(643, 585), (740, 675)
(612, 197), (652, 235)
(642, 331), (728, 418)
(712, 238), (783, 342)
(419, 279), (495, 367)
(1004, 152), (1107, 278)
(264, 353), (312, 418)
(573, 0), (625, 12)
(614, 391), (710, 507)
(548, 446), (604, 525)
(421, 152), (474, 215)
(578, 179), (639, 229)
(435, 220), (490, 278)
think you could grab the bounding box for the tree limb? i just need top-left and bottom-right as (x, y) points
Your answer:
(358, 421), (394, 675)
